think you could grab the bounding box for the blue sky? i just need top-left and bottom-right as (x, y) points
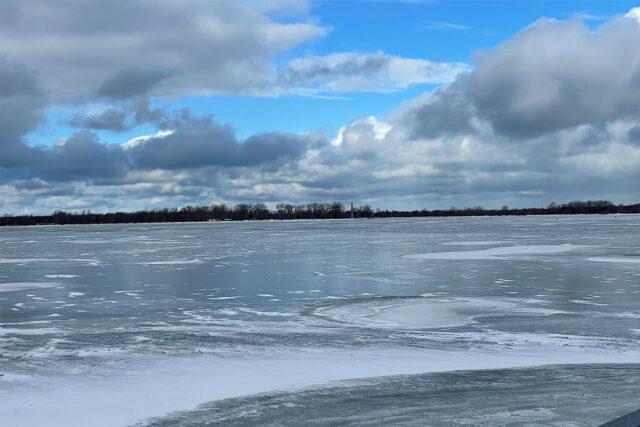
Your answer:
(28, 0), (638, 143)
(2, 0), (640, 213)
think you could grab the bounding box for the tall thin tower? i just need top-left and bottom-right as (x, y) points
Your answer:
(350, 202), (354, 219)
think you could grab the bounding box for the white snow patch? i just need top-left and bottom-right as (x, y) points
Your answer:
(3, 344), (640, 427)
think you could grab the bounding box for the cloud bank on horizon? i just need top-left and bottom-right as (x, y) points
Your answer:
(1, 1), (639, 213)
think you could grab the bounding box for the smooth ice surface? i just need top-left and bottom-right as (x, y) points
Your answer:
(442, 240), (511, 246)
(1, 215), (639, 426)
(0, 282), (58, 292)
(587, 256), (640, 263)
(405, 244), (580, 260)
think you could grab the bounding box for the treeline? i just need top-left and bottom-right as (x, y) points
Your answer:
(1, 200), (638, 226)
(0, 202), (373, 226)
(375, 200), (640, 218)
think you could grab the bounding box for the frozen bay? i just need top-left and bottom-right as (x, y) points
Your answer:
(1, 215), (639, 425)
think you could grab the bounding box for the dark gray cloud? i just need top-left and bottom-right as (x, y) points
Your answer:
(0, 52), (318, 188)
(466, 18), (640, 138)
(281, 53), (388, 83)
(0, 2), (21, 28)
(411, 15), (640, 139)
(240, 132), (320, 165)
(0, 57), (45, 169)
(43, 132), (130, 181)
(129, 115), (239, 170)
(408, 81), (476, 139)
(69, 100), (166, 132)
(0, 57), (44, 144)
(128, 113), (318, 170)
(3, 108), (320, 185)
(133, 100), (165, 124)
(278, 52), (467, 93)
(0, 0), (327, 101)
(97, 67), (175, 100)
(69, 108), (131, 132)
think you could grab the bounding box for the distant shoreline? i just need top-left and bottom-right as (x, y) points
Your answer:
(2, 200), (638, 227)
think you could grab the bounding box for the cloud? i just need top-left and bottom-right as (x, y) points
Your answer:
(420, 20), (471, 31)
(0, 58), (44, 143)
(412, 14), (640, 139)
(0, 0), (327, 101)
(43, 132), (130, 181)
(69, 108), (131, 132)
(126, 114), (239, 170)
(3, 107), (322, 186)
(2, 8), (640, 213)
(0, 57), (45, 169)
(405, 82), (478, 139)
(123, 113), (321, 170)
(628, 126), (640, 142)
(69, 100), (165, 132)
(627, 7), (640, 21)
(239, 132), (321, 166)
(0, 56), (321, 192)
(278, 51), (468, 93)
(257, 11), (640, 207)
(97, 68), (175, 100)
(0, 0), (467, 103)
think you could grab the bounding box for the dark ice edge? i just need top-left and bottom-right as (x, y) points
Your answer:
(600, 408), (640, 427)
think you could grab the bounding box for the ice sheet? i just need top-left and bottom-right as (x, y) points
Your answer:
(586, 256), (640, 263)
(44, 274), (79, 279)
(311, 297), (566, 329)
(442, 240), (511, 246)
(0, 258), (97, 263)
(0, 282), (58, 292)
(3, 345), (640, 427)
(140, 259), (203, 265)
(1, 216), (638, 427)
(405, 244), (580, 260)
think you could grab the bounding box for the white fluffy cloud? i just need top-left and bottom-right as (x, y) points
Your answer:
(627, 7), (640, 21)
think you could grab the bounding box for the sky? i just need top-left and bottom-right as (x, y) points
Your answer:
(1, 0), (640, 214)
